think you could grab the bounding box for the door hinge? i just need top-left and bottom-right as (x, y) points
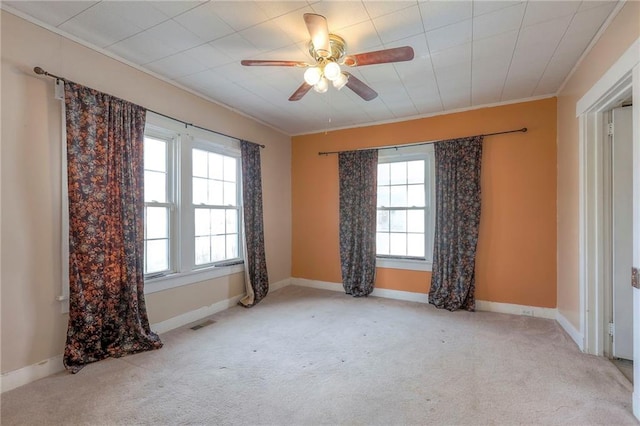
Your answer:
(608, 322), (614, 337)
(607, 122), (614, 136)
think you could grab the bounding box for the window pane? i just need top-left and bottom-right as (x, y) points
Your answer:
(195, 236), (211, 265)
(226, 209), (237, 233)
(224, 182), (236, 206)
(194, 208), (210, 236)
(144, 171), (166, 202)
(146, 239), (168, 273)
(407, 233), (425, 257)
(226, 234), (238, 258)
(390, 210), (406, 232)
(378, 163), (390, 185)
(146, 206), (168, 239)
(224, 156), (236, 182)
(377, 210), (389, 232)
(390, 162), (406, 185)
(208, 180), (223, 205)
(192, 149), (208, 178)
(208, 152), (223, 180)
(145, 138), (166, 172)
(377, 186), (390, 207)
(407, 184), (425, 207)
(193, 177), (208, 205)
(211, 235), (225, 261)
(407, 210), (424, 233)
(407, 160), (424, 184)
(389, 233), (406, 256)
(377, 233), (389, 255)
(390, 185), (407, 207)
(211, 209), (225, 235)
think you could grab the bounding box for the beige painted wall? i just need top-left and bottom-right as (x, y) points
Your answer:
(556, 1), (640, 329)
(0, 11), (292, 374)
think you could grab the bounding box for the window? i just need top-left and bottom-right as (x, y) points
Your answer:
(141, 113), (244, 293)
(376, 145), (435, 271)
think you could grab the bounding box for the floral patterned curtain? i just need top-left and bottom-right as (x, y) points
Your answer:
(429, 136), (483, 311)
(338, 149), (378, 297)
(64, 82), (162, 372)
(239, 141), (269, 307)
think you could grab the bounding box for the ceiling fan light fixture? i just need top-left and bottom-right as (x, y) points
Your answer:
(304, 67), (322, 85)
(313, 77), (329, 93)
(332, 72), (348, 90)
(324, 61), (341, 81)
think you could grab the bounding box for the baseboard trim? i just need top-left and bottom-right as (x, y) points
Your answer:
(1, 355), (65, 394)
(151, 294), (244, 334)
(290, 278), (556, 318)
(556, 310), (585, 351)
(269, 278), (292, 292)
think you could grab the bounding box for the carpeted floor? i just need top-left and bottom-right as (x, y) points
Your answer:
(1, 285), (637, 425)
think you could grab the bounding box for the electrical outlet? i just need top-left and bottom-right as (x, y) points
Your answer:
(521, 309), (534, 317)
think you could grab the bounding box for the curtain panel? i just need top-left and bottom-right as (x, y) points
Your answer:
(429, 136), (483, 311)
(64, 81), (162, 373)
(239, 140), (269, 307)
(338, 149), (378, 297)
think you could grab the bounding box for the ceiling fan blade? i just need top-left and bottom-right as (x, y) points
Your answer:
(304, 13), (331, 58)
(343, 46), (414, 67)
(289, 83), (313, 101)
(344, 72), (378, 101)
(241, 60), (308, 67)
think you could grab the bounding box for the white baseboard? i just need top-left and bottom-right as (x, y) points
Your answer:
(1, 355), (65, 394)
(556, 310), (585, 351)
(150, 294), (244, 334)
(475, 300), (557, 319)
(269, 278), (291, 292)
(290, 278), (556, 318)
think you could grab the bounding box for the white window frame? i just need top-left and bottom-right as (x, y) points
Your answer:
(143, 112), (244, 294)
(376, 144), (435, 272)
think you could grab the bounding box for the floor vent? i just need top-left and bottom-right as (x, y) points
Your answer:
(190, 319), (216, 330)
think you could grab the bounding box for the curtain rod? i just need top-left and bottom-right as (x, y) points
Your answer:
(317, 127), (527, 156)
(33, 67), (266, 148)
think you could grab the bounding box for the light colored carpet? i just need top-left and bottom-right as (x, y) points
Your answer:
(1, 285), (636, 425)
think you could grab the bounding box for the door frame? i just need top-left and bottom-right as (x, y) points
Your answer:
(576, 38), (639, 420)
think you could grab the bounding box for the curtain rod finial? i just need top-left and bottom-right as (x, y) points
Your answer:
(34, 66), (45, 75)
(521, 127), (528, 132)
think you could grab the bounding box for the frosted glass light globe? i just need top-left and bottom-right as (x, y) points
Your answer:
(313, 77), (329, 93)
(304, 67), (322, 85)
(332, 72), (348, 90)
(324, 61), (341, 81)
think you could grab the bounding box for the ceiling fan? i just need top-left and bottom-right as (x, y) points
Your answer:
(241, 13), (415, 102)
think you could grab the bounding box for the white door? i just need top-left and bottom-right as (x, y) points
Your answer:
(612, 106), (634, 360)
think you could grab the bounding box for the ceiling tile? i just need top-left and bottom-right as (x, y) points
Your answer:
(172, 3), (235, 42)
(208, 33), (261, 61)
(473, 3), (526, 40)
(516, 15), (572, 50)
(385, 33), (430, 59)
(566, 2), (617, 39)
(364, 1), (415, 19)
(357, 64), (400, 85)
(473, 1), (523, 17)
(577, 0), (618, 12)
(142, 20), (205, 54)
(149, 1), (205, 18)
(255, 1), (308, 19)
(426, 19), (472, 53)
(373, 5), (424, 44)
(521, 1), (580, 27)
(240, 20), (295, 51)
(394, 57), (435, 84)
(472, 30), (518, 62)
(145, 52), (207, 80)
(3, 1), (98, 27)
(208, 1), (271, 31)
(420, 1), (472, 31)
(182, 44), (234, 69)
(58, 3), (145, 48)
(108, 31), (178, 64)
(431, 43), (471, 70)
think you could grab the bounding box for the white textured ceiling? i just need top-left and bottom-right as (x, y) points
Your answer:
(4, 0), (620, 135)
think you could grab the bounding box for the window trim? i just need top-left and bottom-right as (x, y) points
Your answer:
(143, 112), (245, 291)
(375, 144), (435, 272)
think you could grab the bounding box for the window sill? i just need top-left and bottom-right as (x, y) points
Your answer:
(144, 263), (245, 294)
(376, 257), (432, 272)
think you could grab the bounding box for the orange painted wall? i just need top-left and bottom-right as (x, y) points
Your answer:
(292, 98), (557, 308)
